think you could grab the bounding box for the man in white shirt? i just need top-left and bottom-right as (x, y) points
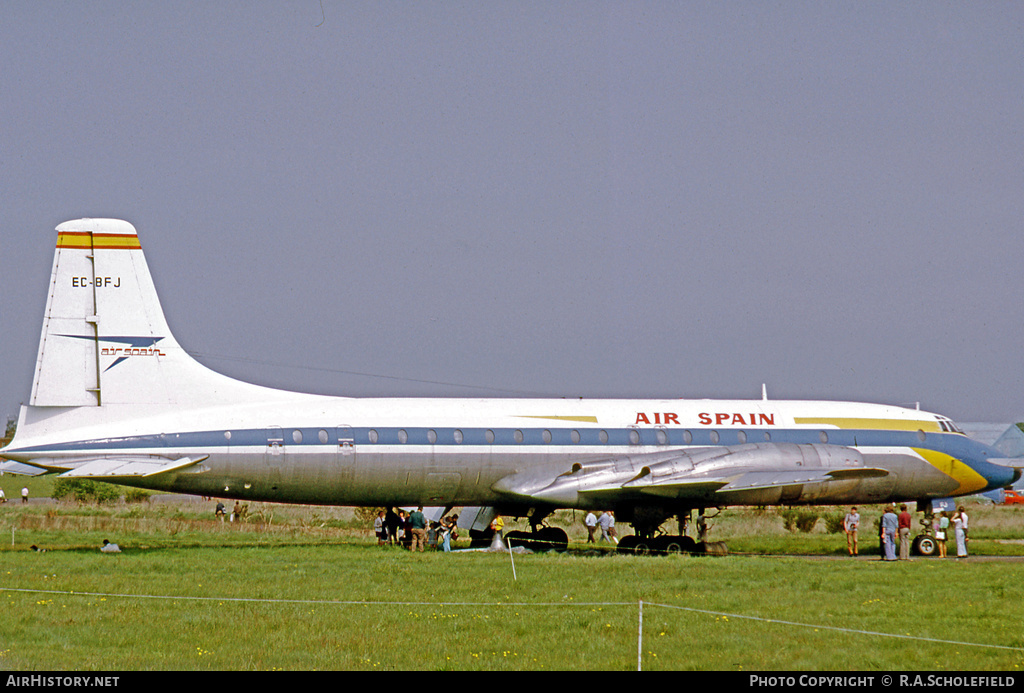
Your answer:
(584, 512), (597, 543)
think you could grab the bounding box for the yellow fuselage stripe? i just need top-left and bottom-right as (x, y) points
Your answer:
(794, 417), (941, 432)
(913, 448), (989, 495)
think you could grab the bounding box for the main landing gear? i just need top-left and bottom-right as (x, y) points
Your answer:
(617, 508), (728, 556)
(472, 508), (569, 552)
(503, 526), (569, 552)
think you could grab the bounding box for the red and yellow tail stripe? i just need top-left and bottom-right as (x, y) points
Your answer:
(57, 232), (141, 250)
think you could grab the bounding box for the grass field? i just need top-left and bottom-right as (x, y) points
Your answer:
(1, 491), (1023, 671)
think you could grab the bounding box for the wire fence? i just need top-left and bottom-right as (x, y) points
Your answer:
(5, 586), (1022, 671)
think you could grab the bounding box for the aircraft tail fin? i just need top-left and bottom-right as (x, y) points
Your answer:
(30, 218), (274, 408)
(992, 424), (1024, 459)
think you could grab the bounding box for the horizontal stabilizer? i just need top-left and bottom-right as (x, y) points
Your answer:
(0, 460), (50, 476)
(58, 455), (207, 479)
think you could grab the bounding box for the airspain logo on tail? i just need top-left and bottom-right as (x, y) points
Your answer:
(58, 335), (167, 371)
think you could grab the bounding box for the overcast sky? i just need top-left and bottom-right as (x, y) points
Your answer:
(2, 2), (1023, 424)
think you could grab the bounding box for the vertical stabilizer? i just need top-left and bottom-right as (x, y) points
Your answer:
(32, 219), (157, 405)
(30, 218), (278, 408)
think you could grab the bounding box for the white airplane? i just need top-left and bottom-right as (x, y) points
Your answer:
(2, 218), (1020, 554)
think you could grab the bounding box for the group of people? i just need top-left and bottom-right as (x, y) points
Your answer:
(843, 503), (971, 560)
(583, 510), (617, 544)
(374, 507), (453, 552)
(0, 487), (30, 503)
(214, 501), (247, 523)
(931, 507), (970, 559)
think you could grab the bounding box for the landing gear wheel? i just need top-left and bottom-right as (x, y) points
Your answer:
(536, 526), (568, 551)
(632, 538), (655, 556)
(504, 527), (568, 552)
(912, 534), (937, 557)
(662, 538), (686, 554)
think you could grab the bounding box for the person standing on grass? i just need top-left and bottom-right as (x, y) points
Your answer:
(584, 511), (597, 543)
(881, 505), (898, 561)
(441, 514), (460, 552)
(843, 506), (860, 556)
(934, 511), (948, 558)
(952, 508), (968, 558)
(597, 511), (612, 542)
(385, 507), (400, 546)
(21, 487), (29, 503)
(375, 510), (388, 546)
(409, 506), (428, 552)
(897, 503), (913, 560)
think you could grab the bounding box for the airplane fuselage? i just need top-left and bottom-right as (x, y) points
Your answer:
(6, 395), (1015, 516)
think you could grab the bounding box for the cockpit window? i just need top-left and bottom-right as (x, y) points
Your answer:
(937, 417), (965, 434)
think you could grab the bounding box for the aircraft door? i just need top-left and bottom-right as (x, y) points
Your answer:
(265, 426), (285, 486)
(336, 425), (356, 486)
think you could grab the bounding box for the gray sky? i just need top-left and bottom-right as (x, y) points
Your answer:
(3, 2), (1023, 424)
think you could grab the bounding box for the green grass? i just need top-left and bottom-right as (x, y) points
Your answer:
(2, 499), (1024, 670)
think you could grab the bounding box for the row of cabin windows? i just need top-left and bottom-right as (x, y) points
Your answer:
(232, 427), (934, 446)
(258, 428), (827, 445)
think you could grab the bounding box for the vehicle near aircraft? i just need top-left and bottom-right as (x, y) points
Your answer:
(1003, 489), (1024, 506)
(1, 218), (1021, 555)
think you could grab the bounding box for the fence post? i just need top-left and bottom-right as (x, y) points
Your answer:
(637, 599), (643, 671)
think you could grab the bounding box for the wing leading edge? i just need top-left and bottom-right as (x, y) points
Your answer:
(5, 455), (208, 479)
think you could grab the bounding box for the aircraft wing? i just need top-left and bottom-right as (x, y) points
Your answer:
(0, 460), (50, 476)
(52, 455), (208, 479)
(493, 443), (888, 506)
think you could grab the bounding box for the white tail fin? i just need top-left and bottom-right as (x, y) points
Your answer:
(31, 218), (281, 408)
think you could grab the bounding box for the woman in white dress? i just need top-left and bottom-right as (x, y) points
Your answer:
(952, 510), (968, 558)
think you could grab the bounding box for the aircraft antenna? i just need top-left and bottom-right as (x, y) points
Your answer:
(762, 384), (768, 401)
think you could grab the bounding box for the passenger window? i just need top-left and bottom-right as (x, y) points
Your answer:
(629, 429), (640, 445)
(427, 429), (437, 444)
(292, 430), (303, 444)
(710, 431), (720, 444)
(656, 429), (668, 445)
(398, 429), (408, 444)
(598, 430), (609, 444)
(737, 430), (747, 444)
(454, 429), (464, 444)
(513, 430), (524, 443)
(368, 429), (379, 443)
(819, 431), (829, 444)
(318, 429), (329, 444)
(571, 430), (581, 444)
(542, 430), (552, 444)
(683, 430), (693, 444)
(485, 429), (495, 444)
